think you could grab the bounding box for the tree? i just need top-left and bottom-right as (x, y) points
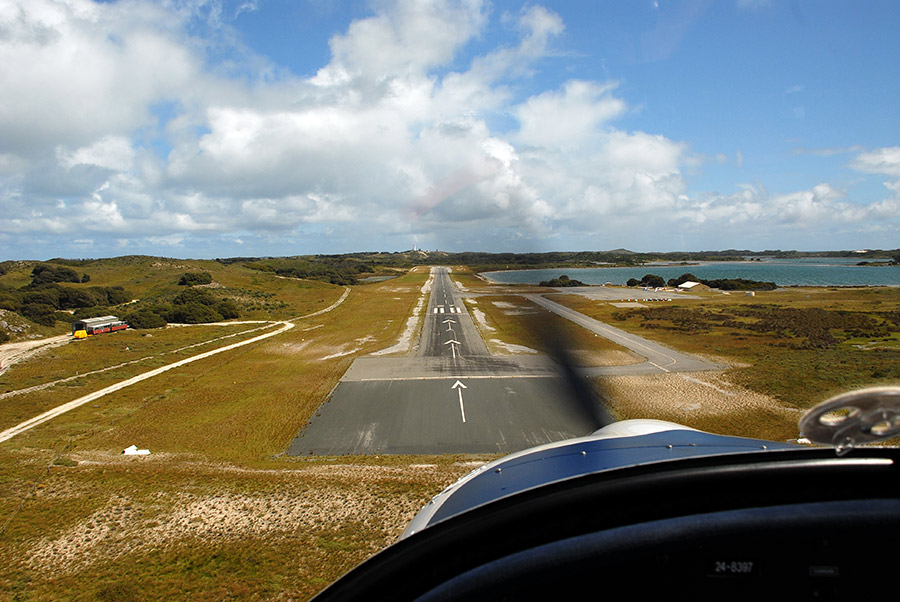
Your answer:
(30, 265), (80, 286)
(123, 309), (167, 329)
(640, 274), (665, 288)
(178, 272), (213, 286)
(23, 288), (62, 308)
(539, 275), (586, 287)
(20, 303), (57, 326)
(166, 302), (223, 324)
(215, 299), (240, 319)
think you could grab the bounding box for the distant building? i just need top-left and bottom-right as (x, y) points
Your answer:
(71, 315), (127, 336)
(677, 281), (708, 291)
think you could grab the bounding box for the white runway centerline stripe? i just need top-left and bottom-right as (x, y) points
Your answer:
(458, 391), (466, 422)
(452, 380), (467, 423)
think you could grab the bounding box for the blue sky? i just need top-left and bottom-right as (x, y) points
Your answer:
(1, 0), (898, 259)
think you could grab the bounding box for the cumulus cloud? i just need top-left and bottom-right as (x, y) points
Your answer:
(514, 81), (626, 148)
(0, 0), (203, 154)
(0, 0), (896, 257)
(313, 0), (487, 84)
(57, 136), (136, 171)
(850, 147), (900, 177)
(683, 179), (898, 246)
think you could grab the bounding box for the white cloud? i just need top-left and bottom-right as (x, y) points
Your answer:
(514, 81), (626, 148)
(850, 147), (900, 177)
(57, 136), (135, 171)
(146, 234), (186, 247)
(0, 0), (895, 257)
(313, 0), (487, 85)
(0, 0), (203, 154)
(687, 181), (893, 234)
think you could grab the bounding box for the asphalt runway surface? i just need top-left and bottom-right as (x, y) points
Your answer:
(287, 376), (593, 455)
(420, 266), (489, 357)
(287, 267), (720, 455)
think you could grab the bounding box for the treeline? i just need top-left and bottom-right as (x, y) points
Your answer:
(178, 272), (212, 286)
(773, 249), (900, 260)
(701, 278), (777, 291)
(240, 255), (414, 285)
(626, 273), (776, 291)
(0, 265), (129, 327)
(31, 264), (91, 284)
(244, 261), (363, 285)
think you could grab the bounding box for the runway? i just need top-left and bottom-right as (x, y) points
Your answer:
(287, 267), (720, 455)
(286, 377), (592, 455)
(420, 266), (489, 357)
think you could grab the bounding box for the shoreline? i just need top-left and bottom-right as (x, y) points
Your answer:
(478, 263), (900, 288)
(479, 272), (900, 290)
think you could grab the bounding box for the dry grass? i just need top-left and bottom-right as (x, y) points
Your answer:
(552, 288), (900, 409)
(3, 268), (897, 601)
(0, 269), (465, 601)
(594, 372), (803, 441)
(0, 449), (483, 602)
(0, 324), (281, 434)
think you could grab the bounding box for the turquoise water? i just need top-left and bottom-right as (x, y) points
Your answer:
(482, 258), (900, 287)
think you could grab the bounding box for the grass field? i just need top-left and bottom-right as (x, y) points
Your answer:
(550, 287), (900, 409)
(0, 267), (492, 601)
(2, 262), (899, 601)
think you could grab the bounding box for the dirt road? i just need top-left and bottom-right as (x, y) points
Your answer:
(0, 335), (71, 377)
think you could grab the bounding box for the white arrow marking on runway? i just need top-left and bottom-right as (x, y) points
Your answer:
(444, 339), (460, 359)
(443, 318), (456, 331)
(451, 380), (467, 422)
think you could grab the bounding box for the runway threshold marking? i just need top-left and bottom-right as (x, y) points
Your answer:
(452, 380), (467, 423)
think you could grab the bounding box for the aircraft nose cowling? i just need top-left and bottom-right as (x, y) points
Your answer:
(402, 420), (798, 538)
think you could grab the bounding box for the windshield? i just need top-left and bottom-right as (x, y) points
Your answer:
(0, 1), (898, 600)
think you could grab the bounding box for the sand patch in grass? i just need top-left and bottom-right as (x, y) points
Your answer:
(597, 372), (803, 441)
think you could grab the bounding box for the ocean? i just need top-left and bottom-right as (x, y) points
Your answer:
(481, 258), (900, 287)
